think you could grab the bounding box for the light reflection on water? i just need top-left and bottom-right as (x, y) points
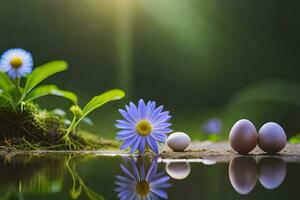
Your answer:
(0, 153), (298, 200)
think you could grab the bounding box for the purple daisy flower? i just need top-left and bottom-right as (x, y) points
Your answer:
(115, 157), (171, 200)
(0, 48), (33, 79)
(202, 118), (222, 134)
(115, 99), (172, 154)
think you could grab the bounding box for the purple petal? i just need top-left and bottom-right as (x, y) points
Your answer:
(116, 132), (136, 140)
(153, 123), (172, 130)
(126, 192), (136, 200)
(126, 104), (139, 121)
(146, 136), (159, 153)
(139, 162), (146, 180)
(151, 188), (168, 199)
(146, 101), (156, 119)
(130, 136), (141, 153)
(129, 159), (141, 180)
(119, 109), (135, 123)
(115, 175), (135, 184)
(138, 137), (146, 153)
(149, 192), (160, 200)
(154, 183), (172, 188)
(115, 124), (134, 130)
(117, 189), (135, 200)
(151, 110), (169, 121)
(152, 128), (172, 134)
(115, 120), (134, 129)
(120, 135), (138, 150)
(151, 176), (170, 186)
(117, 129), (135, 136)
(146, 160), (158, 181)
(152, 114), (171, 125)
(151, 132), (167, 142)
(120, 164), (137, 182)
(138, 99), (147, 119)
(149, 105), (164, 120)
(114, 184), (135, 192)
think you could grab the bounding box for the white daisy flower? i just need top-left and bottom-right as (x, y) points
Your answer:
(0, 48), (33, 79)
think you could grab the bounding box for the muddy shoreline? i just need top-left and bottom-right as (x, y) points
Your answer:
(1, 141), (300, 163)
(160, 141), (300, 163)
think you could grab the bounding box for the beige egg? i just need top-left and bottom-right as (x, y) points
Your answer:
(166, 132), (191, 152)
(229, 119), (257, 154)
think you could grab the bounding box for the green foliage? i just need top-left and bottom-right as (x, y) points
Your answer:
(25, 85), (78, 104)
(65, 89), (125, 138)
(20, 61), (69, 103)
(0, 72), (13, 90)
(0, 72), (15, 105)
(76, 89), (125, 127)
(207, 134), (221, 142)
(0, 61), (74, 109)
(289, 133), (300, 144)
(0, 51), (125, 149)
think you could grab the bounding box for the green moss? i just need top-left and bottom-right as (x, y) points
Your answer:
(0, 103), (118, 151)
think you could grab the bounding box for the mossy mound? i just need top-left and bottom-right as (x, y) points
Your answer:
(0, 104), (118, 151)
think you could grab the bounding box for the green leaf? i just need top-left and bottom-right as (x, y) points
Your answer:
(75, 89), (125, 126)
(0, 88), (16, 106)
(24, 85), (78, 104)
(0, 72), (13, 91)
(0, 73), (15, 107)
(23, 61), (68, 97)
(0, 90), (9, 104)
(82, 89), (125, 116)
(0, 96), (8, 105)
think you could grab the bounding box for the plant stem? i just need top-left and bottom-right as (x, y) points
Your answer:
(14, 77), (20, 89)
(14, 77), (22, 109)
(60, 116), (77, 141)
(22, 138), (39, 150)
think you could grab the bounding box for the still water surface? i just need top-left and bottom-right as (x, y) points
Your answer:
(0, 153), (299, 200)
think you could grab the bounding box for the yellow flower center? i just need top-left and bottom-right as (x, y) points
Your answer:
(136, 120), (152, 136)
(136, 180), (150, 197)
(10, 57), (23, 69)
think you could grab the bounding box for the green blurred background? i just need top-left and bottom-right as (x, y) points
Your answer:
(1, 0), (300, 139)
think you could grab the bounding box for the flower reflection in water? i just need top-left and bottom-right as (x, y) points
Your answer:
(115, 157), (171, 200)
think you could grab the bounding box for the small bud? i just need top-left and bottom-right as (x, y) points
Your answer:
(70, 105), (82, 117)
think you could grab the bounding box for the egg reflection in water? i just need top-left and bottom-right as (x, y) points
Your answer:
(166, 162), (191, 180)
(258, 157), (286, 190)
(115, 157), (172, 200)
(229, 157), (257, 195)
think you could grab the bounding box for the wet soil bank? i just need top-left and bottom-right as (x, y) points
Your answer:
(160, 141), (300, 163)
(1, 141), (300, 163)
